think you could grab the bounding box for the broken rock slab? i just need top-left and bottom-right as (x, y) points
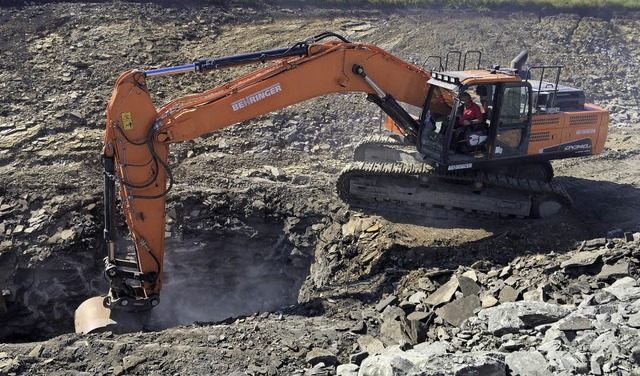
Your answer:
(555, 313), (594, 331)
(336, 363), (359, 376)
(359, 345), (506, 376)
(478, 301), (573, 336)
(481, 295), (499, 308)
(380, 316), (427, 346)
(435, 295), (481, 327)
(424, 277), (459, 307)
(306, 348), (337, 366)
(457, 275), (481, 297)
(505, 350), (552, 376)
(498, 285), (520, 303)
(122, 355), (146, 371)
(357, 335), (385, 355)
(560, 249), (606, 269)
(604, 277), (640, 302)
(406, 311), (432, 323)
(412, 351), (506, 375)
(376, 295), (398, 312)
(523, 287), (545, 302)
(596, 261), (630, 281)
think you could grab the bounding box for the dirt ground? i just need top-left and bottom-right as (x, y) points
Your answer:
(0, 1), (639, 375)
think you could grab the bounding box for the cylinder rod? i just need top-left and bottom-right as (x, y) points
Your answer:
(144, 64), (197, 77)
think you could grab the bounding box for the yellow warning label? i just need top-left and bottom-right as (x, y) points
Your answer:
(121, 112), (133, 131)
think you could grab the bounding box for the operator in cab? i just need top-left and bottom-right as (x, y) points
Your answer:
(459, 92), (483, 127)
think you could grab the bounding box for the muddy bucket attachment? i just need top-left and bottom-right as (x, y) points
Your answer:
(75, 296), (146, 334)
(74, 296), (115, 334)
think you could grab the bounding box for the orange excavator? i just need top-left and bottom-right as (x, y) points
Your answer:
(74, 32), (608, 333)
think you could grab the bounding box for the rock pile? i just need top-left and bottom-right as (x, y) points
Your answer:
(321, 234), (640, 375)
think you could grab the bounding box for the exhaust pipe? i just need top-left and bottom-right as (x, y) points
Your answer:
(510, 50), (528, 71)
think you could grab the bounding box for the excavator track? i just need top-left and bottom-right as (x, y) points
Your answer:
(353, 134), (415, 163)
(337, 160), (572, 218)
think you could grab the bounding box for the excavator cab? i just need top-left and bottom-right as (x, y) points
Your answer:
(416, 75), (534, 172)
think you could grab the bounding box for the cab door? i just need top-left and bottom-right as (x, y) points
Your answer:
(490, 82), (532, 159)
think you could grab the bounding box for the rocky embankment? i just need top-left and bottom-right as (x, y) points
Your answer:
(1, 232), (640, 375)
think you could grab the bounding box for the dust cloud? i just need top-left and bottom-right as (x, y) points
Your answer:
(145, 230), (310, 330)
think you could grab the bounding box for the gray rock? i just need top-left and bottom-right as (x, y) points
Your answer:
(413, 352), (506, 375)
(424, 277), (459, 307)
(380, 305), (406, 323)
(411, 341), (451, 358)
(543, 328), (571, 344)
(376, 295), (398, 312)
(401, 317), (427, 345)
(593, 290), (616, 304)
(380, 319), (409, 347)
(556, 314), (594, 331)
(350, 320), (367, 334)
(596, 261), (630, 281)
(499, 285), (520, 303)
(27, 344), (43, 358)
(549, 351), (589, 374)
(481, 295), (499, 308)
(590, 332), (619, 354)
(457, 275), (481, 297)
(566, 280), (592, 295)
(336, 363), (359, 376)
(406, 311), (432, 323)
(631, 346), (640, 365)
(306, 362), (333, 376)
(407, 291), (427, 304)
(505, 350), (552, 376)
(360, 349), (506, 376)
(350, 351), (369, 365)
(462, 270), (478, 281)
(358, 353), (423, 376)
(584, 238), (607, 249)
(523, 287), (545, 302)
(357, 335), (386, 355)
(478, 301), (572, 336)
(537, 339), (562, 355)
(628, 312), (640, 328)
(590, 355), (603, 375)
(604, 277), (640, 302)
(122, 355), (146, 371)
(560, 250), (606, 268)
(306, 348), (338, 366)
(435, 295), (481, 327)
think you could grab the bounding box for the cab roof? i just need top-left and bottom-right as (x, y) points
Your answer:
(431, 69), (523, 87)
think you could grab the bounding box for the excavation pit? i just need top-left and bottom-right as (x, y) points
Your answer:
(145, 226), (311, 330)
(0, 213), (314, 342)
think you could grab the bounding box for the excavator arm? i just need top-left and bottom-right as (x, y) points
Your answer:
(76, 33), (436, 333)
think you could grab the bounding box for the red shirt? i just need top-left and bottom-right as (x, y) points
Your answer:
(459, 102), (483, 126)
